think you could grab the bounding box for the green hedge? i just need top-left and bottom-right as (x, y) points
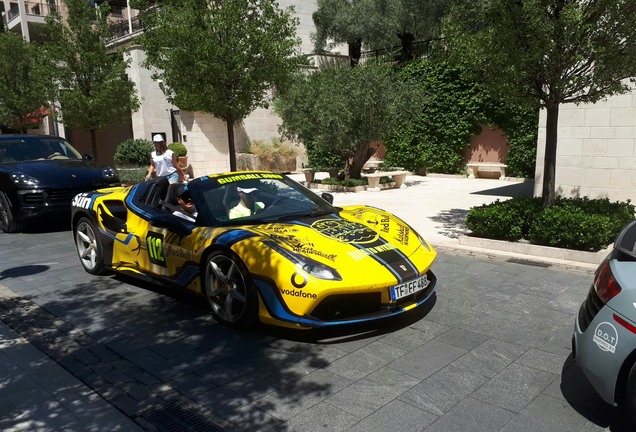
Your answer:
(466, 196), (543, 241)
(466, 196), (635, 251)
(114, 139), (153, 167)
(115, 167), (147, 184)
(384, 60), (537, 177)
(168, 142), (187, 157)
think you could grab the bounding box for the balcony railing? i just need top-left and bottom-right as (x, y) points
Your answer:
(359, 39), (443, 65)
(7, 0), (58, 21)
(6, 6), (20, 21)
(108, 15), (145, 42)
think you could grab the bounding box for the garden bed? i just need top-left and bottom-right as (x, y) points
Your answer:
(306, 181), (397, 192)
(306, 183), (367, 193)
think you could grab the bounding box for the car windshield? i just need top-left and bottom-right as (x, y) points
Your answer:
(188, 172), (337, 225)
(0, 136), (83, 163)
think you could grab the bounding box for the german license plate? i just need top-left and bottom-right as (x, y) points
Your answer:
(390, 274), (430, 301)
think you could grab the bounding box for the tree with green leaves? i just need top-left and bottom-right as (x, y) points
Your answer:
(0, 32), (53, 133)
(365, 0), (448, 60)
(312, 0), (367, 66)
(443, 0), (636, 206)
(274, 62), (420, 180)
(45, 0), (139, 162)
(134, 0), (302, 172)
(313, 0), (447, 65)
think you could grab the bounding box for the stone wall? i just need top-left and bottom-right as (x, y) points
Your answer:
(534, 80), (636, 203)
(237, 154), (297, 172)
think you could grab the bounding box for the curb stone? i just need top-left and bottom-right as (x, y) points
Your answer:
(457, 235), (609, 265)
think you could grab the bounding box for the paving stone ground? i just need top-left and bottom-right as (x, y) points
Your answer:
(0, 176), (633, 431)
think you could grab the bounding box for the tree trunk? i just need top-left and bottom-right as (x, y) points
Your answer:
(542, 103), (559, 207)
(349, 38), (362, 67)
(398, 32), (415, 62)
(344, 141), (378, 180)
(90, 128), (99, 163)
(226, 115), (237, 171)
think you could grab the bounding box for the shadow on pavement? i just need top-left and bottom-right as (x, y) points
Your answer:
(561, 354), (634, 431)
(429, 208), (469, 239)
(0, 264), (49, 280)
(22, 213), (71, 233)
(111, 266), (439, 346)
(405, 178), (428, 187)
(470, 181), (534, 198)
(5, 273), (339, 431)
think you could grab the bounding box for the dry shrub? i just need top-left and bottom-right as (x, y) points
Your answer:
(249, 139), (298, 169)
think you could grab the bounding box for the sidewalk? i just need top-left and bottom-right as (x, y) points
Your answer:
(0, 173), (607, 431)
(0, 285), (141, 432)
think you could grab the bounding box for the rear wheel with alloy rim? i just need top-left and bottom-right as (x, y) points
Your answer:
(75, 218), (106, 275)
(0, 191), (23, 233)
(202, 251), (257, 328)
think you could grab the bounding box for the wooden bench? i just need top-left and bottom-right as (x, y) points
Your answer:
(362, 170), (410, 191)
(465, 162), (507, 179)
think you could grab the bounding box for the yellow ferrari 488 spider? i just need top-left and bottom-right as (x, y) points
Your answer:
(71, 171), (437, 329)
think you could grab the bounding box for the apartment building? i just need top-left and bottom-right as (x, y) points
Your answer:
(1, 0), (322, 171)
(113, 0), (322, 175)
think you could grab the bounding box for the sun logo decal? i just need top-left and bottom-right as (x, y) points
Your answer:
(311, 219), (379, 244)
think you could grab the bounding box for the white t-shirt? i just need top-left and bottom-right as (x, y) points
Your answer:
(229, 201), (264, 219)
(152, 149), (177, 177)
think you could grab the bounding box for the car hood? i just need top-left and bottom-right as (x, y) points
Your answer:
(2, 159), (113, 187)
(250, 205), (431, 264)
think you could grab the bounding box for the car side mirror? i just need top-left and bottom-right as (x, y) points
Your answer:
(83, 153), (94, 161)
(321, 192), (334, 204)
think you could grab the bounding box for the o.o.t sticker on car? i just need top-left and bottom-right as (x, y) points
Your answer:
(592, 322), (618, 353)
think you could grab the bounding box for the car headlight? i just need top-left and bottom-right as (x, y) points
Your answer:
(414, 229), (431, 251)
(265, 241), (342, 281)
(102, 167), (117, 179)
(11, 173), (40, 186)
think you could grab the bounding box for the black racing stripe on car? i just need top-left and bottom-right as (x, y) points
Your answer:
(351, 238), (419, 283)
(287, 217), (419, 283)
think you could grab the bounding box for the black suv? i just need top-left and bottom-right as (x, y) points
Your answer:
(0, 135), (120, 232)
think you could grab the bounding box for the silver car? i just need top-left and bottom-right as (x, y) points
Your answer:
(573, 219), (636, 422)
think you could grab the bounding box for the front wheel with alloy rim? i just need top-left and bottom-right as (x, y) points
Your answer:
(75, 218), (107, 275)
(0, 191), (24, 233)
(203, 251), (257, 328)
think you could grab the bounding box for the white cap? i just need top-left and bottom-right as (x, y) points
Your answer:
(237, 187), (258, 194)
(152, 134), (165, 142)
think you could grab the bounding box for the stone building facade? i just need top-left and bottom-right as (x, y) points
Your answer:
(534, 82), (636, 203)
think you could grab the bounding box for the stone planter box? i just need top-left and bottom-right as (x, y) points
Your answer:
(303, 169), (316, 183)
